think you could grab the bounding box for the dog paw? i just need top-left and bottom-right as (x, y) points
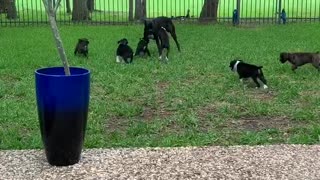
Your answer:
(116, 56), (121, 63)
(263, 85), (268, 89)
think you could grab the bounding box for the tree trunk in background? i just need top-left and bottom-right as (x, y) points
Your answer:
(134, 0), (146, 20)
(72, 0), (90, 21)
(6, 0), (17, 19)
(129, 0), (133, 21)
(199, 0), (219, 23)
(0, 0), (7, 13)
(66, 0), (71, 13)
(87, 0), (94, 12)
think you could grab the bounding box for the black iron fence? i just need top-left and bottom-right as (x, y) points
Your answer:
(1, 0), (320, 26)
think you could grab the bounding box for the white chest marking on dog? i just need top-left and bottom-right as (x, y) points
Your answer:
(233, 60), (241, 72)
(161, 27), (167, 31)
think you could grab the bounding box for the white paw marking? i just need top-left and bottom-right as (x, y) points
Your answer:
(116, 56), (121, 63)
(263, 85), (268, 89)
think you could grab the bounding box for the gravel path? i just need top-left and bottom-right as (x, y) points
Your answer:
(1, 145), (320, 180)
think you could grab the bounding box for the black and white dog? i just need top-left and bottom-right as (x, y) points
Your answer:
(144, 16), (180, 56)
(229, 59), (268, 89)
(158, 27), (170, 61)
(74, 38), (89, 58)
(116, 38), (133, 64)
(134, 37), (151, 57)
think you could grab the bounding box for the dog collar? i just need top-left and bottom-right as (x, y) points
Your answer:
(233, 60), (241, 72)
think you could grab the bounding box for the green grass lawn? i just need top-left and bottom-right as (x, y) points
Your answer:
(4, 0), (319, 23)
(0, 23), (320, 150)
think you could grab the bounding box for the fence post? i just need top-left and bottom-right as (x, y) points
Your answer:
(236, 0), (241, 25)
(278, 0), (282, 24)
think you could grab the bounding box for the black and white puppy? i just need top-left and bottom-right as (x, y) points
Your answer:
(134, 37), (151, 57)
(116, 38), (133, 64)
(74, 38), (89, 58)
(280, 52), (320, 72)
(229, 59), (268, 89)
(158, 27), (170, 62)
(144, 16), (180, 56)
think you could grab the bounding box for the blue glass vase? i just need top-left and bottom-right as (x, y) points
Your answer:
(35, 66), (90, 166)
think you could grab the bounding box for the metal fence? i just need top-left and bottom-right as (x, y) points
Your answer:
(1, 0), (320, 26)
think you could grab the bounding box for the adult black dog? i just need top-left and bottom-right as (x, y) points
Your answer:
(143, 16), (180, 56)
(74, 38), (89, 58)
(280, 52), (320, 72)
(229, 59), (268, 89)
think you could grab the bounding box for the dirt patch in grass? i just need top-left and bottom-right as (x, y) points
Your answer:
(299, 90), (320, 97)
(105, 81), (175, 134)
(246, 90), (277, 101)
(195, 103), (227, 132)
(106, 116), (130, 134)
(228, 88), (277, 102)
(140, 106), (174, 121)
(197, 103), (218, 120)
(152, 81), (175, 119)
(0, 74), (22, 82)
(227, 116), (303, 131)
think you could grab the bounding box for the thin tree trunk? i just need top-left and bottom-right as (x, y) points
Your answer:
(141, 0), (146, 19)
(87, 0), (94, 12)
(134, 0), (146, 20)
(6, 0), (17, 19)
(0, 0), (7, 13)
(129, 0), (133, 21)
(48, 14), (70, 75)
(66, 0), (71, 13)
(42, 0), (70, 75)
(199, 0), (219, 23)
(72, 0), (90, 21)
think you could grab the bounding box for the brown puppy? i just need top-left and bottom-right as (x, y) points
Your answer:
(280, 52), (320, 72)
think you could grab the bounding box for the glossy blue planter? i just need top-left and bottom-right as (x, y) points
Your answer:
(35, 67), (90, 166)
